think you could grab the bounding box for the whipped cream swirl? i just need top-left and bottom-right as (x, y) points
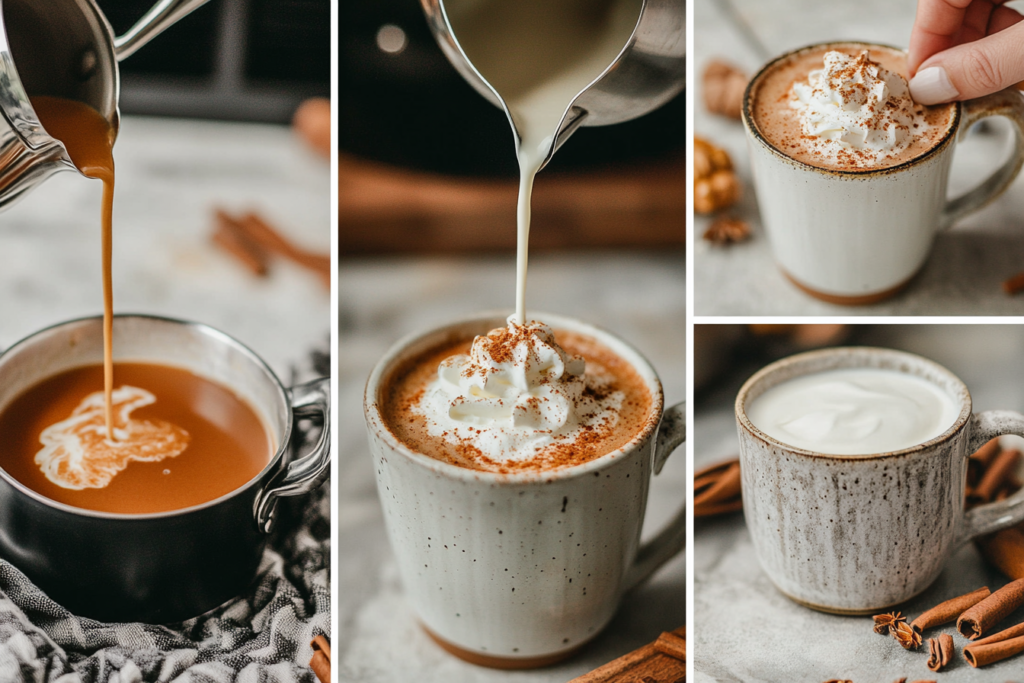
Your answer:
(790, 50), (922, 166)
(415, 317), (622, 463)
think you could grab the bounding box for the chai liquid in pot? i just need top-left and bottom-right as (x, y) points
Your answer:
(444, 0), (642, 322)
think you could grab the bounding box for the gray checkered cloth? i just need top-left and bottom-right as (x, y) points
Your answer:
(0, 346), (331, 683)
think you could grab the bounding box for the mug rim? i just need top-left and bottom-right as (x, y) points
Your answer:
(735, 346), (973, 460)
(0, 313), (292, 520)
(741, 40), (962, 177)
(363, 310), (666, 485)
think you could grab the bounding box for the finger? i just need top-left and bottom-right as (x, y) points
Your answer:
(909, 0), (975, 73)
(909, 20), (1024, 103)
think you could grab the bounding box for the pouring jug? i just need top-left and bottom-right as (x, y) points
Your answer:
(421, 0), (686, 169)
(0, 0), (207, 208)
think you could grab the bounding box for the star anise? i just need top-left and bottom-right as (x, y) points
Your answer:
(872, 611), (905, 635)
(892, 620), (922, 649)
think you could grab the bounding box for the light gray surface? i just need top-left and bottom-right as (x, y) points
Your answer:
(337, 253), (686, 682)
(694, 0), (1024, 316)
(0, 115), (331, 379)
(694, 325), (1024, 682)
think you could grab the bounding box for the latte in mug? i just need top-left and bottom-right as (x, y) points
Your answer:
(748, 43), (956, 172)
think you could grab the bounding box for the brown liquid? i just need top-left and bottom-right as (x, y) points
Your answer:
(30, 96), (117, 437)
(750, 44), (956, 171)
(0, 363), (272, 514)
(382, 331), (653, 473)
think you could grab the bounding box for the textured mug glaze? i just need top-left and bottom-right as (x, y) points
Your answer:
(364, 312), (686, 666)
(742, 41), (1024, 303)
(736, 347), (1024, 614)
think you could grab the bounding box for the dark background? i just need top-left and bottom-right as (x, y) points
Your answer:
(100, 0), (329, 122)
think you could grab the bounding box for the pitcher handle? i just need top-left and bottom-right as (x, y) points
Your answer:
(254, 378), (331, 534)
(957, 411), (1024, 544)
(113, 0), (210, 61)
(624, 401), (686, 591)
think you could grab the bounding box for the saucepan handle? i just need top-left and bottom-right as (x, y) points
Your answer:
(113, 0), (210, 61)
(624, 401), (686, 591)
(957, 410), (1024, 545)
(254, 377), (331, 534)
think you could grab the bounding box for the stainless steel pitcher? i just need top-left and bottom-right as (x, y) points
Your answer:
(0, 0), (207, 209)
(421, 0), (686, 169)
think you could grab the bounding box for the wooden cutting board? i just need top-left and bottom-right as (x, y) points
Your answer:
(339, 153), (686, 254)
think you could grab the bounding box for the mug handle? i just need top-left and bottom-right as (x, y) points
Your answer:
(623, 401), (686, 591)
(956, 410), (1024, 544)
(254, 377), (332, 534)
(939, 89), (1024, 230)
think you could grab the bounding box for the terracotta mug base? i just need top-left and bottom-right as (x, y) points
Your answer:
(781, 268), (916, 306)
(422, 623), (591, 669)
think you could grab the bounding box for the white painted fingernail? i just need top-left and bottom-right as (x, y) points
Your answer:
(909, 66), (959, 104)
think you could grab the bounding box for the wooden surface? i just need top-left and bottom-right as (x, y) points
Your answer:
(339, 154), (686, 254)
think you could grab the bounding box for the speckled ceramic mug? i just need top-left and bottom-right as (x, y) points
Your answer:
(363, 312), (686, 668)
(743, 41), (1024, 305)
(736, 347), (1024, 615)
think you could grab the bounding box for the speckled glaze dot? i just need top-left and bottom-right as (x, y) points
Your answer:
(736, 347), (1024, 614)
(364, 313), (686, 665)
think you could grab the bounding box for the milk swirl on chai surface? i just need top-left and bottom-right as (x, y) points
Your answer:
(414, 317), (624, 465)
(789, 50), (926, 167)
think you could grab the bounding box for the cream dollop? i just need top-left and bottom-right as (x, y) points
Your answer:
(36, 385), (190, 490)
(415, 317), (621, 462)
(790, 50), (921, 165)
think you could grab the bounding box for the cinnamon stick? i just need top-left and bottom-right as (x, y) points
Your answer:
(957, 577), (1024, 639)
(975, 449), (1022, 503)
(977, 526), (1024, 580)
(238, 212), (331, 283)
(694, 459), (742, 517)
(213, 210), (268, 275)
(309, 634), (330, 683)
(971, 438), (1003, 470)
(963, 633), (1024, 667)
(910, 587), (990, 634)
(1003, 271), (1024, 295)
(926, 633), (954, 671)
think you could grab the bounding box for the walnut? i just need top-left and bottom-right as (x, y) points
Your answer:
(694, 137), (740, 214)
(703, 59), (748, 120)
(703, 217), (749, 244)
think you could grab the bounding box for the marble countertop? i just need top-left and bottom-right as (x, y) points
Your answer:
(693, 324), (1024, 681)
(693, 0), (1024, 316)
(337, 252), (686, 682)
(0, 115), (331, 379)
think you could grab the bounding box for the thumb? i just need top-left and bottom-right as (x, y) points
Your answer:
(909, 22), (1024, 104)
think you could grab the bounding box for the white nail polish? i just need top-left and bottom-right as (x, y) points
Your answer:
(909, 66), (959, 105)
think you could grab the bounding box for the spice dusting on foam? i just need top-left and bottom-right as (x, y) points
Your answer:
(412, 316), (626, 472)
(789, 50), (927, 168)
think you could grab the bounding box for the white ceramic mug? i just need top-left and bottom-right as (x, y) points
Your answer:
(736, 346), (1024, 614)
(742, 41), (1024, 305)
(363, 312), (686, 668)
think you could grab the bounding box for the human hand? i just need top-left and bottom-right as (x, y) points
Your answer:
(907, 0), (1024, 104)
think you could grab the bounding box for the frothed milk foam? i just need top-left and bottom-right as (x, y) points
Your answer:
(746, 367), (959, 455)
(444, 0), (642, 323)
(750, 44), (956, 171)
